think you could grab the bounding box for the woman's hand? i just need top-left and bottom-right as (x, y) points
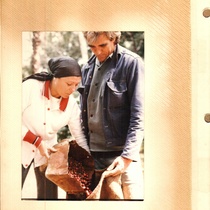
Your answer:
(38, 141), (57, 159)
(105, 156), (132, 177)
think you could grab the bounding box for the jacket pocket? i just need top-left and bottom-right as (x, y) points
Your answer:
(107, 81), (127, 93)
(106, 81), (127, 108)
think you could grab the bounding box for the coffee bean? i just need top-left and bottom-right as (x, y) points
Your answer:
(68, 156), (92, 197)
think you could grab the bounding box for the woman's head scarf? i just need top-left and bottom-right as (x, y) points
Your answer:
(23, 56), (81, 82)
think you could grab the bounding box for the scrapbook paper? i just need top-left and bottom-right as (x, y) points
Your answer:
(1, 0), (209, 209)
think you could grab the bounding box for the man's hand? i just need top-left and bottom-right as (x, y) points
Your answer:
(38, 141), (57, 159)
(105, 156), (132, 177)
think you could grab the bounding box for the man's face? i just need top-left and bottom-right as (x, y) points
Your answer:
(87, 33), (116, 63)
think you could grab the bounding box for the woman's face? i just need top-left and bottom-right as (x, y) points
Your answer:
(51, 76), (81, 98)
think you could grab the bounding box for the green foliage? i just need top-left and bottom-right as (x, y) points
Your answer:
(120, 32), (144, 58)
(57, 125), (71, 142)
(40, 32), (82, 69)
(22, 66), (33, 79)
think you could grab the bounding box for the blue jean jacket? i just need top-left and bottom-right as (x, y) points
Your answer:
(79, 45), (144, 161)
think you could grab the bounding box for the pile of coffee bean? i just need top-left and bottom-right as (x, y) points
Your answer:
(68, 156), (92, 197)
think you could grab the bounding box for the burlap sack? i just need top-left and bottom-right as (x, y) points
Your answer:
(45, 139), (124, 199)
(87, 170), (124, 200)
(45, 139), (94, 196)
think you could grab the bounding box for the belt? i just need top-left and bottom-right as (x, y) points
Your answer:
(91, 151), (122, 158)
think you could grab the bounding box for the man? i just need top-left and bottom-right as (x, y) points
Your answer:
(79, 32), (144, 199)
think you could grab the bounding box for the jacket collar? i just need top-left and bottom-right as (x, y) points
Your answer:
(44, 80), (68, 111)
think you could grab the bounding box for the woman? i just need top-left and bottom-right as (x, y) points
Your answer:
(22, 56), (89, 200)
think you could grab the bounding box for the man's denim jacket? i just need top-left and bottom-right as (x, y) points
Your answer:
(79, 44), (144, 161)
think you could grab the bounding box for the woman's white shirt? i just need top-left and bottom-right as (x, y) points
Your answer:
(22, 79), (89, 168)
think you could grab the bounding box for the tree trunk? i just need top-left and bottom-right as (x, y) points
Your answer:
(78, 32), (89, 66)
(31, 31), (42, 73)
